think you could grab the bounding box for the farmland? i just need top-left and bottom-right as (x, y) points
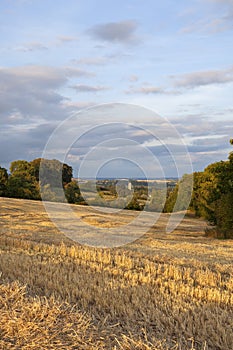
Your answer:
(0, 197), (233, 349)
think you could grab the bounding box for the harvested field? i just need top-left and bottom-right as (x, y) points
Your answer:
(0, 197), (232, 349)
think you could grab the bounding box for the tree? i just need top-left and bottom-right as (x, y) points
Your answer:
(0, 167), (8, 196)
(215, 192), (233, 238)
(191, 140), (233, 238)
(147, 188), (166, 212)
(191, 162), (225, 223)
(7, 160), (40, 200)
(214, 140), (233, 237)
(125, 193), (142, 211)
(164, 174), (193, 213)
(36, 158), (73, 187)
(64, 180), (84, 204)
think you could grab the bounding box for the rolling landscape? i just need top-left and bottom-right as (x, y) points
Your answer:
(0, 196), (232, 349)
(1, 0), (233, 349)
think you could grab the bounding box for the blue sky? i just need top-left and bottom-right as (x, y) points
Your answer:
(1, 0), (233, 177)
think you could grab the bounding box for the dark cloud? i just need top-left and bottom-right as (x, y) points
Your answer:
(0, 64), (232, 176)
(66, 119), (232, 173)
(172, 114), (232, 137)
(0, 65), (94, 120)
(0, 64), (97, 168)
(0, 122), (58, 169)
(87, 20), (140, 44)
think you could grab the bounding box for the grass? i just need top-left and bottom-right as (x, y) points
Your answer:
(0, 197), (233, 349)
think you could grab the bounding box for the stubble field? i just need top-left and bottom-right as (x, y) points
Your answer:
(0, 197), (232, 349)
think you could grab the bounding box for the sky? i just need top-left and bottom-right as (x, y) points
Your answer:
(1, 0), (233, 178)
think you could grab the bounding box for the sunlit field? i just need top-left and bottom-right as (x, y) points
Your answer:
(0, 197), (232, 349)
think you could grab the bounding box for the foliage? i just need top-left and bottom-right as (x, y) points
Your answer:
(1, 142), (233, 237)
(164, 187), (178, 213)
(191, 141), (233, 238)
(35, 158), (73, 187)
(164, 174), (193, 213)
(39, 184), (57, 202)
(146, 188), (166, 212)
(0, 167), (8, 196)
(4, 158), (74, 201)
(215, 192), (233, 238)
(7, 160), (40, 200)
(64, 180), (85, 204)
(125, 193), (142, 210)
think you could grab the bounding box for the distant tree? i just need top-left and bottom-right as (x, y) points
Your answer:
(191, 140), (233, 238)
(37, 158), (73, 187)
(214, 141), (233, 237)
(30, 158), (41, 181)
(64, 180), (84, 204)
(125, 193), (142, 211)
(62, 163), (73, 186)
(39, 184), (57, 202)
(215, 192), (233, 238)
(0, 167), (8, 196)
(10, 160), (33, 175)
(164, 174), (193, 213)
(7, 160), (40, 199)
(191, 162), (225, 223)
(147, 188), (166, 212)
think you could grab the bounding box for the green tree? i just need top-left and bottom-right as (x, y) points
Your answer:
(37, 158), (73, 187)
(0, 167), (8, 196)
(7, 160), (40, 199)
(39, 184), (57, 202)
(64, 180), (84, 204)
(191, 140), (233, 238)
(164, 174), (193, 213)
(191, 163), (222, 223)
(125, 193), (142, 211)
(215, 192), (233, 238)
(147, 188), (167, 212)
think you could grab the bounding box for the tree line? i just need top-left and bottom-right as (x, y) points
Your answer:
(0, 158), (84, 204)
(165, 140), (233, 238)
(0, 141), (233, 238)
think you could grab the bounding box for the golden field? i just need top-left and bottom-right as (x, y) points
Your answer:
(0, 197), (232, 349)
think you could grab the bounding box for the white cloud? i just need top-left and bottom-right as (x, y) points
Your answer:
(126, 85), (165, 94)
(172, 66), (233, 88)
(71, 84), (110, 93)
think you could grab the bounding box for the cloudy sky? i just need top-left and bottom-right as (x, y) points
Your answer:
(1, 0), (233, 177)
